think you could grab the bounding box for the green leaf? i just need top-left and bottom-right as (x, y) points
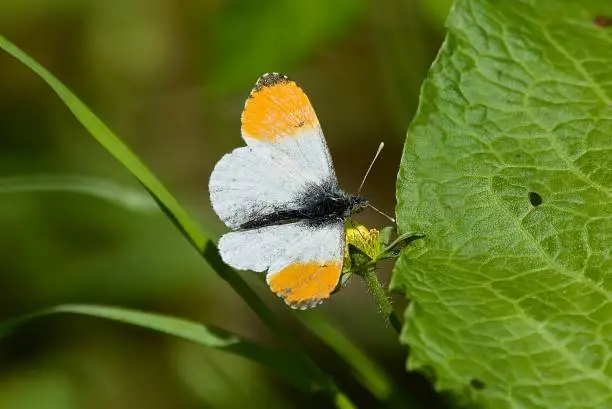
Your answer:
(0, 304), (315, 392)
(392, 1), (612, 408)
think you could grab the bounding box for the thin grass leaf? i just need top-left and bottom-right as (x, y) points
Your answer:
(0, 174), (158, 213)
(0, 304), (315, 392)
(297, 312), (393, 401)
(297, 313), (426, 409)
(0, 36), (206, 249)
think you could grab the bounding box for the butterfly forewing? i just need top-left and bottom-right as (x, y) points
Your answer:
(241, 73), (337, 184)
(209, 145), (311, 229)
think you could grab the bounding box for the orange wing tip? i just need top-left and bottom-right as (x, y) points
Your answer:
(268, 261), (342, 309)
(241, 74), (320, 142)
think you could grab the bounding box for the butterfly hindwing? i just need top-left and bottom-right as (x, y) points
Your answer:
(218, 220), (344, 309)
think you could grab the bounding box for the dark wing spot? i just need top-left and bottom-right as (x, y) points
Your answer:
(528, 191), (543, 207)
(296, 121), (305, 128)
(470, 379), (486, 390)
(253, 72), (290, 91)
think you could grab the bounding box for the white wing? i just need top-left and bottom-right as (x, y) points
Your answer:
(218, 220), (344, 309)
(209, 145), (317, 229)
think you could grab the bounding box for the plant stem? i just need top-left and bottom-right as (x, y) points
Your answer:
(360, 267), (403, 334)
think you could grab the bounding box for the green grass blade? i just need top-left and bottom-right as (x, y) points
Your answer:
(333, 393), (358, 409)
(0, 35), (206, 250)
(297, 312), (393, 401)
(298, 312), (427, 408)
(0, 304), (315, 392)
(0, 173), (158, 213)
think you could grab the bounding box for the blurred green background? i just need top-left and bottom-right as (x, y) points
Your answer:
(0, 0), (452, 408)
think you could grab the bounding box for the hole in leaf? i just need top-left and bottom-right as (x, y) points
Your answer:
(528, 191), (542, 207)
(594, 16), (612, 27)
(470, 378), (486, 390)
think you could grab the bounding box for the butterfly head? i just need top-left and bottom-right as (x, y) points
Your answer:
(346, 195), (369, 217)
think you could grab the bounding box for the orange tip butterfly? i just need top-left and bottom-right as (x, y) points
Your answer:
(209, 73), (373, 309)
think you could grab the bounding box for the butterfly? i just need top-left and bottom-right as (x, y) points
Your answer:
(209, 72), (377, 309)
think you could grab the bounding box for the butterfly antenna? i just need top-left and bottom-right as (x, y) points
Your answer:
(357, 142), (385, 195)
(367, 203), (395, 223)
